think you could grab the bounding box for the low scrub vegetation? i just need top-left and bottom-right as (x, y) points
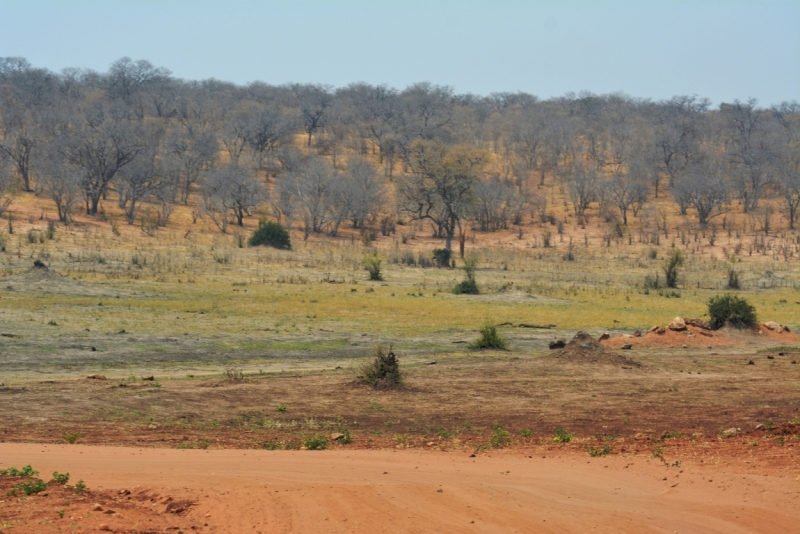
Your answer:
(469, 324), (508, 350)
(356, 346), (402, 389)
(708, 294), (757, 330)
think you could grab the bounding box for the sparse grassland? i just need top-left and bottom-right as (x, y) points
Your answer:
(0, 190), (799, 458)
(2, 190), (800, 379)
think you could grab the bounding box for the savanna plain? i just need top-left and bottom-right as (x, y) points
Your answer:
(0, 192), (799, 533)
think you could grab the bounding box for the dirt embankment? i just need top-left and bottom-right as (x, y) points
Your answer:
(0, 263), (146, 298)
(546, 331), (642, 368)
(602, 317), (800, 350)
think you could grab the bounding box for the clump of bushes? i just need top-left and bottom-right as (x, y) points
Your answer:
(357, 345), (402, 389)
(708, 293), (757, 330)
(454, 254), (479, 294)
(303, 436), (328, 450)
(363, 254), (383, 281)
(469, 323), (508, 350)
(553, 427), (573, 443)
(489, 424), (511, 448)
(248, 220), (291, 249)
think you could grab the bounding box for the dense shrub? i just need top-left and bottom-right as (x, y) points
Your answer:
(248, 220), (291, 249)
(432, 248), (452, 268)
(363, 254), (383, 281)
(708, 293), (757, 330)
(469, 324), (507, 350)
(303, 436), (328, 450)
(357, 346), (402, 389)
(453, 279), (479, 294)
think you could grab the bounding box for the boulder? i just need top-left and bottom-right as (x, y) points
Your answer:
(668, 317), (687, 331)
(633, 330), (642, 338)
(598, 333), (610, 341)
(685, 318), (711, 330)
(764, 321), (784, 332)
(549, 339), (566, 349)
(648, 325), (659, 333)
(621, 344), (633, 350)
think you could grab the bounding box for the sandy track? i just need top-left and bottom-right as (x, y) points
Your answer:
(1, 444), (797, 533)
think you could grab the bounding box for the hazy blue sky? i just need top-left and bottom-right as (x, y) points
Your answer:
(1, 1), (797, 106)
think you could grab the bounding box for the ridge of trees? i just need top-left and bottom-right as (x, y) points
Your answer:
(0, 56), (798, 248)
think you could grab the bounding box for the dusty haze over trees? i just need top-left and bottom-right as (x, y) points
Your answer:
(0, 56), (798, 251)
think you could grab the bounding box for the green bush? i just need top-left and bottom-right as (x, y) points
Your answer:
(708, 293), (757, 330)
(586, 445), (612, 457)
(469, 324), (507, 350)
(489, 424), (511, 448)
(8, 478), (47, 497)
(363, 254), (383, 281)
(51, 471), (70, 485)
(553, 427), (573, 443)
(454, 254), (479, 294)
(248, 220), (291, 249)
(0, 465), (38, 477)
(303, 436), (328, 450)
(357, 345), (402, 389)
(453, 279), (479, 294)
(662, 249), (684, 288)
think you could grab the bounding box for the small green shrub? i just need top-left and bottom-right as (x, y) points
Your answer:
(74, 479), (86, 494)
(553, 427), (573, 443)
(51, 471), (70, 485)
(8, 478), (47, 497)
(661, 430), (683, 440)
(356, 345), (402, 389)
(663, 249), (684, 288)
(303, 436), (328, 450)
(363, 254), (383, 281)
(63, 432), (81, 444)
(708, 293), (757, 330)
(489, 424), (511, 448)
(469, 324), (507, 350)
(435, 426), (453, 439)
(248, 220), (291, 249)
(454, 254), (480, 294)
(276, 403), (287, 412)
(453, 279), (479, 294)
(518, 428), (533, 438)
(0, 465), (39, 477)
(647, 248), (658, 260)
(586, 445), (612, 457)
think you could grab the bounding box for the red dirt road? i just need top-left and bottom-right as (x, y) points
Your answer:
(1, 444), (798, 533)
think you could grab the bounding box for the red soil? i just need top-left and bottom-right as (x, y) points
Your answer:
(1, 439), (799, 533)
